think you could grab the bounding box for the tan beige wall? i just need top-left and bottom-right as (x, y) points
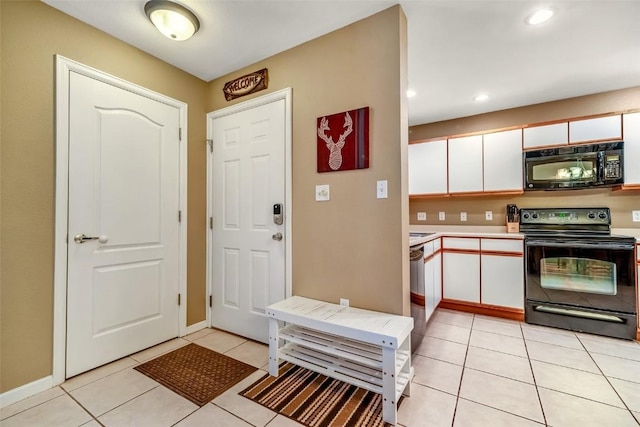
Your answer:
(408, 87), (640, 229)
(207, 5), (410, 316)
(0, 1), (208, 392)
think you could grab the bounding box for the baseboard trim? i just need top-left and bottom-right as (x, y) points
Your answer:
(0, 376), (53, 408)
(184, 320), (207, 336)
(410, 292), (425, 306)
(439, 299), (525, 322)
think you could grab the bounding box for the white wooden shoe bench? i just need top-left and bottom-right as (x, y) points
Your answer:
(266, 296), (414, 425)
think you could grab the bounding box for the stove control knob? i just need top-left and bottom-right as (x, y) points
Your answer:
(598, 212), (607, 220)
(588, 212), (596, 219)
(531, 213), (539, 219)
(522, 213), (530, 220)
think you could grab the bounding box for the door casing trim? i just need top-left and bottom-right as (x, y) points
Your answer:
(205, 88), (293, 329)
(53, 55), (188, 386)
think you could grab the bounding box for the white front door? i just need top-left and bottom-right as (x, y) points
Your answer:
(66, 71), (181, 377)
(209, 97), (287, 343)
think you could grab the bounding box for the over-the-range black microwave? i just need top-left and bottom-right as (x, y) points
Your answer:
(524, 141), (624, 190)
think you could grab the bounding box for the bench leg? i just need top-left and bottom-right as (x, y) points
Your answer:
(268, 318), (280, 377)
(382, 347), (397, 425)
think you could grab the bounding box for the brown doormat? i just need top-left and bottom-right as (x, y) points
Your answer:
(240, 363), (401, 427)
(134, 343), (257, 406)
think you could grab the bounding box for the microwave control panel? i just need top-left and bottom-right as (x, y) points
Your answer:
(604, 155), (621, 179)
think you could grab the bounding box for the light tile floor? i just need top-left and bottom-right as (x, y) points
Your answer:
(2, 309), (640, 426)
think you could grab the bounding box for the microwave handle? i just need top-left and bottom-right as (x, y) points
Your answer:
(597, 151), (605, 182)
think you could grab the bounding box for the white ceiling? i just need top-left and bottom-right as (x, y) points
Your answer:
(43, 0), (640, 126)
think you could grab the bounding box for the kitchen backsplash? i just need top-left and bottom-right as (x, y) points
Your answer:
(409, 188), (640, 229)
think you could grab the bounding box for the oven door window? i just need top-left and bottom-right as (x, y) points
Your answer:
(540, 257), (616, 295)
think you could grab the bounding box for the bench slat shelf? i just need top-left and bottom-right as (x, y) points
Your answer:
(267, 296), (414, 425)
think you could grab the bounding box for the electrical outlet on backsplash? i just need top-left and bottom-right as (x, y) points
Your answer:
(409, 189), (640, 229)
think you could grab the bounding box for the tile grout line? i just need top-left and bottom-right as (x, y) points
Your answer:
(449, 313), (475, 427)
(576, 335), (639, 419)
(61, 387), (106, 426)
(212, 400), (276, 427)
(521, 321), (549, 427)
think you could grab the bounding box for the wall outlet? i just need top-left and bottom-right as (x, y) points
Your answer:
(340, 298), (349, 307)
(460, 212), (467, 222)
(315, 184), (330, 201)
(485, 210), (493, 221)
(633, 210), (640, 222)
(417, 212), (427, 221)
(439, 212), (445, 221)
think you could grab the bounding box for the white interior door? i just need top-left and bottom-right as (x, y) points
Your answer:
(209, 98), (286, 343)
(66, 71), (181, 377)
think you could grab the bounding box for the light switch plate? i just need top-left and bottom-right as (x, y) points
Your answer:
(417, 212), (427, 221)
(376, 180), (388, 199)
(460, 212), (467, 222)
(485, 211), (493, 221)
(633, 210), (640, 222)
(315, 184), (330, 201)
(439, 212), (445, 221)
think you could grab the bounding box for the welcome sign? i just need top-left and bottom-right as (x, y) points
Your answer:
(223, 68), (269, 101)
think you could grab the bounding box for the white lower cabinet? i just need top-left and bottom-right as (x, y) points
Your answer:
(423, 240), (442, 322)
(441, 236), (524, 310)
(442, 238), (481, 303)
(481, 254), (524, 309)
(480, 238), (524, 309)
(433, 250), (442, 308)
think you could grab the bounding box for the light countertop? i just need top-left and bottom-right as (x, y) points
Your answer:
(408, 225), (640, 247)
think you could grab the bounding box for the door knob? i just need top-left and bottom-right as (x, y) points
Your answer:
(74, 234), (108, 244)
(272, 232), (283, 241)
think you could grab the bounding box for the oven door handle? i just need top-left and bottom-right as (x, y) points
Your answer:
(525, 239), (635, 250)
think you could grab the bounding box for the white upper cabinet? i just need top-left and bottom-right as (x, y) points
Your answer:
(523, 122), (568, 149)
(448, 135), (483, 193)
(483, 129), (523, 192)
(569, 115), (622, 144)
(408, 139), (448, 195)
(623, 112), (640, 186)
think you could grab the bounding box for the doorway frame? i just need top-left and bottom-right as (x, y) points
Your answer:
(205, 88), (293, 328)
(52, 56), (188, 386)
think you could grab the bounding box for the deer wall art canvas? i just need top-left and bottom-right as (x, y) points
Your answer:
(317, 107), (369, 173)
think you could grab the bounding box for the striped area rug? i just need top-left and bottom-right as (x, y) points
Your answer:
(240, 363), (397, 427)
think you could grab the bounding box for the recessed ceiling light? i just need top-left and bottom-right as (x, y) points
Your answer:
(526, 8), (554, 25)
(474, 94), (489, 102)
(406, 89), (416, 98)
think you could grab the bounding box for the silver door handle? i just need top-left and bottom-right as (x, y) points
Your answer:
(74, 234), (108, 244)
(272, 232), (283, 241)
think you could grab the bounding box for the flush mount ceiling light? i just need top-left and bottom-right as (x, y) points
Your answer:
(144, 0), (200, 41)
(526, 8), (554, 25)
(474, 93), (489, 102)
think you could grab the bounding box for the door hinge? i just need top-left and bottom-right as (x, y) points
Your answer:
(178, 293), (181, 306)
(206, 139), (213, 152)
(179, 128), (182, 141)
(178, 210), (182, 222)
(209, 295), (213, 307)
(209, 217), (213, 230)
